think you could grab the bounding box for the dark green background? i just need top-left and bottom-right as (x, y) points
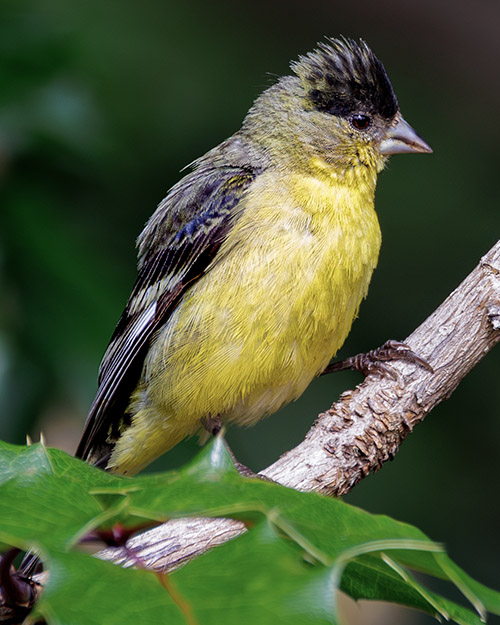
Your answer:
(1, 1), (498, 623)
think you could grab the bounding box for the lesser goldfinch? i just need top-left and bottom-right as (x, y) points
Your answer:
(76, 37), (431, 475)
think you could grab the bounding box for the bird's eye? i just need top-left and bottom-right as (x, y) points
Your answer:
(350, 114), (372, 131)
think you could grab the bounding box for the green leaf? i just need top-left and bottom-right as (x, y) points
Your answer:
(343, 556), (487, 625)
(1, 438), (499, 625)
(0, 441), (127, 552)
(35, 551), (184, 625)
(170, 520), (337, 625)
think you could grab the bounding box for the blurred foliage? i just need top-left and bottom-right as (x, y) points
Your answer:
(0, 2), (499, 623)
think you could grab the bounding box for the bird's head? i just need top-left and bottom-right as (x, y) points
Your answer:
(241, 37), (431, 177)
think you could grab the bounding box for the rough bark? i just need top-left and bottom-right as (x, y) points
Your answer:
(98, 240), (500, 573)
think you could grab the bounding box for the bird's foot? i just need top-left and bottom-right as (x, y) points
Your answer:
(322, 339), (433, 379)
(201, 414), (223, 437)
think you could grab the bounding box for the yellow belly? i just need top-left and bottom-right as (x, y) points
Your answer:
(107, 168), (381, 474)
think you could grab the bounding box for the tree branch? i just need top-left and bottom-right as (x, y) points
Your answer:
(100, 240), (500, 572)
(265, 239), (500, 494)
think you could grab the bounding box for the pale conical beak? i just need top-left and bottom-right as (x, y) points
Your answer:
(379, 114), (432, 155)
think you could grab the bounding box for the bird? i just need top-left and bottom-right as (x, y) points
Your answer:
(75, 37), (432, 476)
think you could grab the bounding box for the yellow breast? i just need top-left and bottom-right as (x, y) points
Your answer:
(108, 164), (381, 474)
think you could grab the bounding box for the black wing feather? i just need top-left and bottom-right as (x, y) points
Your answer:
(76, 167), (256, 464)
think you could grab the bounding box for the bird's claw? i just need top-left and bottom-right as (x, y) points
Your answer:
(322, 339), (433, 379)
(201, 414), (223, 436)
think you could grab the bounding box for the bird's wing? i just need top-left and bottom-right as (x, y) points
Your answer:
(76, 166), (256, 465)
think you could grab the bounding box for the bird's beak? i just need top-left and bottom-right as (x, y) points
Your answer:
(379, 114), (432, 155)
